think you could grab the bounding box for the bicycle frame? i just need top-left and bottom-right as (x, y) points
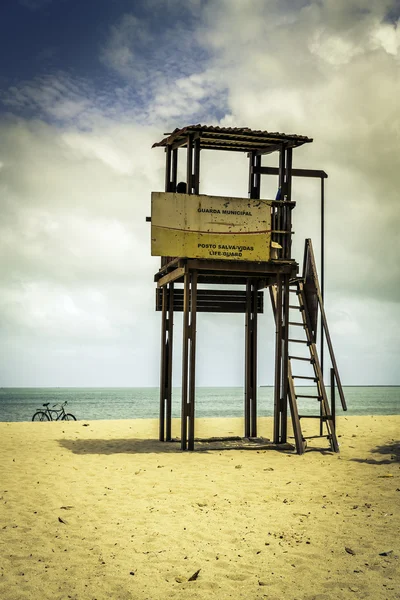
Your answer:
(44, 403), (67, 421)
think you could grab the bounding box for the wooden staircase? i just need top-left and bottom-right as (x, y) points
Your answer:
(270, 239), (347, 453)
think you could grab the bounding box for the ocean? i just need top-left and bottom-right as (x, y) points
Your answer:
(0, 386), (399, 423)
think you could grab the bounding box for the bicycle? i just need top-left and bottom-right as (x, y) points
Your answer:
(32, 401), (76, 422)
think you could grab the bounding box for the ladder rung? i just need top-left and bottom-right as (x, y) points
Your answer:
(289, 305), (302, 310)
(298, 415), (329, 419)
(301, 435), (332, 440)
(292, 375), (318, 381)
(288, 339), (309, 344)
(296, 394), (322, 399)
(288, 322), (305, 327)
(289, 289), (300, 294)
(289, 355), (314, 362)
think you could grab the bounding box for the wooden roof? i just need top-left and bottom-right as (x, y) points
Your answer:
(152, 124), (313, 154)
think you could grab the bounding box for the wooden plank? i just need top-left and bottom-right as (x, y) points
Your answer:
(186, 258), (296, 274)
(155, 288), (264, 313)
(253, 166), (328, 179)
(157, 267), (185, 288)
(151, 192), (273, 262)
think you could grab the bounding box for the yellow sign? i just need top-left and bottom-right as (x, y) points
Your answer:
(151, 192), (273, 261)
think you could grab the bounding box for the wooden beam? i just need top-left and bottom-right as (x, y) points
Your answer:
(253, 166), (328, 179)
(157, 267), (185, 288)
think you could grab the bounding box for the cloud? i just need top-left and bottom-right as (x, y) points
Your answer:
(196, 0), (400, 304)
(99, 8), (228, 124)
(0, 116), (162, 386)
(1, 0), (399, 385)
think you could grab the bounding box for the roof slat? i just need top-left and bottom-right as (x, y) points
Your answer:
(152, 124), (312, 153)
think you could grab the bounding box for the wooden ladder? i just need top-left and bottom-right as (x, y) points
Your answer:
(287, 278), (339, 452)
(270, 239), (346, 453)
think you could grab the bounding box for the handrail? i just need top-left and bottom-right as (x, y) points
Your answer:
(303, 239), (347, 411)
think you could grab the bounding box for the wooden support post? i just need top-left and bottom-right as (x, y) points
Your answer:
(166, 282), (174, 441)
(251, 281), (258, 437)
(283, 147), (293, 258)
(188, 270), (197, 450)
(254, 155), (261, 199)
(159, 283), (174, 442)
(181, 269), (190, 450)
(280, 274), (290, 443)
(285, 148), (293, 202)
(165, 145), (172, 192)
(171, 148), (178, 192)
(274, 276), (283, 443)
(248, 152), (261, 199)
(193, 138), (201, 195)
(159, 286), (168, 441)
(248, 152), (254, 198)
(187, 134), (193, 194)
(320, 177), (325, 378)
(279, 145), (286, 197)
(277, 146), (286, 251)
(244, 280), (251, 438)
(319, 179), (325, 436)
(245, 279), (258, 438)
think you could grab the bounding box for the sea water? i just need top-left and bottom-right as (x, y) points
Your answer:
(0, 386), (399, 422)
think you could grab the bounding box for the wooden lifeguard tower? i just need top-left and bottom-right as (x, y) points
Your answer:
(149, 124), (347, 453)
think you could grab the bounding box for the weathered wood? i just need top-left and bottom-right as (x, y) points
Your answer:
(171, 148), (178, 191)
(251, 282), (258, 437)
(303, 239), (347, 411)
(296, 279), (339, 452)
(181, 269), (190, 450)
(157, 267), (185, 288)
(253, 166), (328, 179)
(186, 134), (193, 194)
(159, 286), (167, 441)
(188, 271), (197, 450)
(280, 275), (289, 442)
(193, 137), (201, 195)
(166, 282), (174, 441)
(155, 288), (264, 313)
(272, 277), (282, 444)
(270, 283), (306, 454)
(186, 259), (297, 275)
(244, 282), (251, 438)
(165, 145), (172, 192)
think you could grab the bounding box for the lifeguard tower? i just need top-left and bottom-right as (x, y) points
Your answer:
(149, 124), (346, 453)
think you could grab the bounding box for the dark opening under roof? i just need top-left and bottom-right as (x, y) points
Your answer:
(152, 124), (313, 154)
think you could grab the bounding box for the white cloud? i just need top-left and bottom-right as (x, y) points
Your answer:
(1, 0), (399, 385)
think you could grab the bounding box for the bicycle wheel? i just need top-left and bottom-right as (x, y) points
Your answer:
(62, 413), (76, 421)
(32, 411), (50, 422)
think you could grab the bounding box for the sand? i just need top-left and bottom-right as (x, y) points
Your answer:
(0, 415), (399, 600)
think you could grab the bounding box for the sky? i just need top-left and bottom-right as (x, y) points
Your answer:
(0, 0), (399, 387)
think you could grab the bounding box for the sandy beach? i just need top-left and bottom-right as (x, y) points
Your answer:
(0, 415), (399, 600)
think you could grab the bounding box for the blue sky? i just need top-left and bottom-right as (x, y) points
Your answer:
(0, 0), (223, 124)
(0, 0), (399, 387)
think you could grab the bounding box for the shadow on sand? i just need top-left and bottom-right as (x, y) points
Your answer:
(58, 436), (296, 455)
(350, 440), (400, 465)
